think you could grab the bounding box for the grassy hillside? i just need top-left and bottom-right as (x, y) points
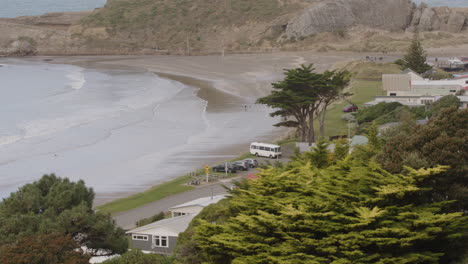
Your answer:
(79, 0), (305, 53)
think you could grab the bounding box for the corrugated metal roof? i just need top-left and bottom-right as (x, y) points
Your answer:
(170, 195), (227, 210)
(126, 214), (197, 234)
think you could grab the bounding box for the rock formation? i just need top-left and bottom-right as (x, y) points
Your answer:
(285, 0), (414, 38)
(0, 0), (466, 56)
(407, 3), (466, 32)
(286, 0), (467, 39)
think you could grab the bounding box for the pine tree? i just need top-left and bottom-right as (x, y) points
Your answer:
(400, 31), (432, 74)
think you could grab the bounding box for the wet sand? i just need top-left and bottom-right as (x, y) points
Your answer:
(21, 52), (364, 205)
(15, 48), (467, 204)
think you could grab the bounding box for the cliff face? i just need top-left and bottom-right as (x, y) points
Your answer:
(408, 3), (467, 32)
(285, 0), (414, 39)
(0, 0), (467, 56)
(285, 0), (467, 39)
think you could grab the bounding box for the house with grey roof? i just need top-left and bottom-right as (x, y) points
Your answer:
(126, 195), (228, 255)
(169, 195), (227, 217)
(126, 214), (196, 255)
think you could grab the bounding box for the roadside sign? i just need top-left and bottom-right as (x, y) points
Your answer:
(205, 165), (210, 174)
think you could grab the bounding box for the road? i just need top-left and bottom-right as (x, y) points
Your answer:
(112, 179), (236, 230)
(113, 147), (294, 230)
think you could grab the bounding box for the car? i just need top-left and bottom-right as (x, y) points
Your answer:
(212, 163), (237, 173)
(232, 160), (249, 171)
(342, 104), (358, 113)
(243, 158), (259, 168)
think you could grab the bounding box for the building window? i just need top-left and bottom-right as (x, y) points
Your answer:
(450, 90), (456, 93)
(390, 93), (397, 96)
(132, 235), (148, 241)
(154, 236), (169, 248)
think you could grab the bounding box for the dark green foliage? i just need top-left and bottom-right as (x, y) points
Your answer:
(400, 32), (432, 74)
(102, 249), (174, 264)
(424, 69), (453, 80)
(356, 102), (406, 124)
(427, 95), (460, 117)
(377, 107), (468, 212)
(0, 174), (128, 254)
(257, 64), (351, 144)
(356, 95), (460, 131)
(176, 199), (231, 264)
(0, 233), (90, 264)
(180, 157), (467, 263)
(136, 211), (166, 227)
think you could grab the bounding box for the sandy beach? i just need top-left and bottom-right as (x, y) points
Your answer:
(3, 52), (375, 205)
(5, 48), (461, 205)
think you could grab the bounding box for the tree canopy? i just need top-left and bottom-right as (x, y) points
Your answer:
(377, 107), (468, 212)
(398, 31), (432, 74)
(177, 150), (468, 263)
(0, 233), (90, 264)
(257, 64), (350, 144)
(102, 250), (173, 264)
(0, 174), (128, 255)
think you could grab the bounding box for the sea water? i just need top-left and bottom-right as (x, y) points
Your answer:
(0, 60), (281, 199)
(0, 0), (465, 19)
(0, 0), (106, 18)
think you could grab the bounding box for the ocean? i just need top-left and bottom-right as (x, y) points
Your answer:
(0, 59), (281, 200)
(413, 0), (467, 7)
(0, 0), (106, 18)
(0, 0), (465, 19)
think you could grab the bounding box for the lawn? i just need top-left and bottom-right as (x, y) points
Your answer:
(96, 175), (195, 214)
(322, 62), (401, 137)
(97, 152), (256, 214)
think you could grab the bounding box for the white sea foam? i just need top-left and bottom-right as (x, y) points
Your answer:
(0, 135), (22, 147)
(66, 69), (86, 90)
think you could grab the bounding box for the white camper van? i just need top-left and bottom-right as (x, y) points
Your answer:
(250, 142), (281, 158)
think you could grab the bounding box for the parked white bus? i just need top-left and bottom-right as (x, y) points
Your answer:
(250, 142), (282, 158)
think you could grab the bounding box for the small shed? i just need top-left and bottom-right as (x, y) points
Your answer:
(126, 214), (196, 255)
(169, 195), (227, 217)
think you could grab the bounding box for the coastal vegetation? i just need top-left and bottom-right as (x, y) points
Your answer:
(97, 151), (253, 215)
(175, 107), (468, 263)
(354, 95), (461, 132)
(0, 175), (128, 259)
(0, 233), (90, 264)
(257, 64), (351, 144)
(96, 175), (194, 214)
(396, 31), (432, 74)
(102, 249), (173, 264)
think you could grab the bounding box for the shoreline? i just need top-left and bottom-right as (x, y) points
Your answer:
(0, 50), (430, 207)
(0, 53), (360, 206)
(42, 55), (288, 206)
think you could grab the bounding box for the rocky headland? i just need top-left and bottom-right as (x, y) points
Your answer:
(0, 0), (467, 56)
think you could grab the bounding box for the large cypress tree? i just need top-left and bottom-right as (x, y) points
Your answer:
(178, 155), (468, 263)
(400, 31), (432, 74)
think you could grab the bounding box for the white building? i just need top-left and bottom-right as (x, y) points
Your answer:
(382, 69), (467, 97)
(365, 95), (468, 108)
(367, 70), (468, 107)
(126, 214), (197, 255)
(169, 195), (227, 217)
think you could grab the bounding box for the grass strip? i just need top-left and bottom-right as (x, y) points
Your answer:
(322, 62), (401, 137)
(97, 151), (256, 214)
(96, 175), (195, 214)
